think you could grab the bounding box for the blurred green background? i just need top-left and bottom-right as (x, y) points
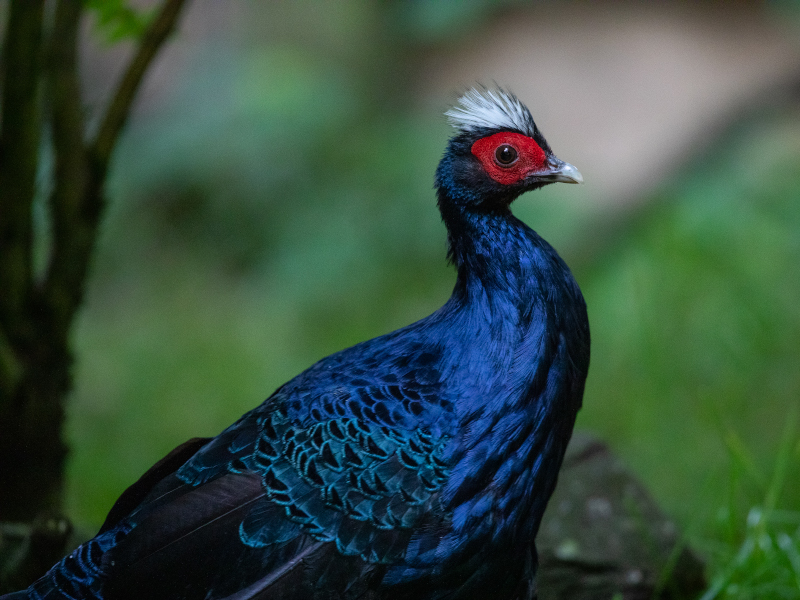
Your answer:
(60, 1), (800, 595)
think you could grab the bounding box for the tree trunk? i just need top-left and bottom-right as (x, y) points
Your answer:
(0, 0), (187, 522)
(0, 0), (54, 522)
(0, 338), (71, 521)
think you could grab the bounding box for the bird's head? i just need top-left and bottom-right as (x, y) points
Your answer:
(435, 87), (582, 212)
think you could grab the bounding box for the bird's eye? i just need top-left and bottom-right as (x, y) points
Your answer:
(495, 144), (518, 166)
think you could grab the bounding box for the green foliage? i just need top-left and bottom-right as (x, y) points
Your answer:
(578, 114), (800, 540)
(706, 509), (800, 599)
(700, 410), (800, 599)
(83, 0), (152, 42)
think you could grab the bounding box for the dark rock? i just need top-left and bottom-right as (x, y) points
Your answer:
(537, 432), (706, 599)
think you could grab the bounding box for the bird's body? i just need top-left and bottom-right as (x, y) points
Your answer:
(4, 88), (589, 600)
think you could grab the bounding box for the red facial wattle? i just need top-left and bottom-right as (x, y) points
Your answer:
(471, 132), (547, 185)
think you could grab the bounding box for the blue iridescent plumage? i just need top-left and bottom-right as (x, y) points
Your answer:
(2, 88), (589, 600)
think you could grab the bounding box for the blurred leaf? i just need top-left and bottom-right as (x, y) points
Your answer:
(385, 0), (503, 41)
(84, 0), (153, 43)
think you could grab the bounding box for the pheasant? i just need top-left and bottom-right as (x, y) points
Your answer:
(2, 87), (589, 600)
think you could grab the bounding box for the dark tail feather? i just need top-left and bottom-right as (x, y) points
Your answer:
(100, 437), (211, 533)
(218, 541), (323, 600)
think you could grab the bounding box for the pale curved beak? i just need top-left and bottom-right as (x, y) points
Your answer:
(535, 158), (584, 185)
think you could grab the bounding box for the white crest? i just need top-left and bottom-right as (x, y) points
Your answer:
(445, 87), (537, 137)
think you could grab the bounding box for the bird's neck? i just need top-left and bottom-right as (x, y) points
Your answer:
(432, 193), (560, 391)
(439, 197), (544, 304)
